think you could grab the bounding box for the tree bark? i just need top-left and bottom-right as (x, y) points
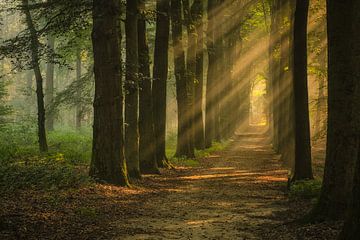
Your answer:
(313, 0), (359, 221)
(291, 0), (313, 181)
(205, 0), (217, 148)
(192, 0), (205, 150)
(22, 0), (48, 152)
(125, 0), (141, 179)
(138, 0), (159, 174)
(171, 0), (194, 158)
(153, 0), (170, 168)
(89, 0), (129, 186)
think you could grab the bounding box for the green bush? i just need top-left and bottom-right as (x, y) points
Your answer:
(289, 179), (322, 200)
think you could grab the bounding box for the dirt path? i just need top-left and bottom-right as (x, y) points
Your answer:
(116, 134), (290, 240)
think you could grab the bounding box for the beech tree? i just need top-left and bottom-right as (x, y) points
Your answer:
(314, 0), (359, 221)
(153, 0), (170, 168)
(290, 0), (313, 181)
(89, 0), (128, 186)
(125, 0), (141, 179)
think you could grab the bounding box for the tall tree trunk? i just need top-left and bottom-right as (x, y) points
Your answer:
(125, 0), (141, 179)
(153, 0), (170, 167)
(45, 36), (55, 132)
(291, 0), (313, 181)
(75, 50), (82, 129)
(138, 0), (159, 174)
(89, 0), (129, 186)
(269, 0), (281, 152)
(205, 0), (216, 148)
(192, 0), (205, 150)
(339, 2), (360, 236)
(313, 0), (358, 221)
(22, 0), (48, 152)
(171, 0), (194, 158)
(183, 0), (196, 156)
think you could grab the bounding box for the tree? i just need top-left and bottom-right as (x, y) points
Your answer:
(290, 0), (313, 181)
(192, 0), (205, 150)
(171, 0), (194, 158)
(205, 0), (216, 148)
(313, 0), (359, 221)
(22, 0), (48, 152)
(152, 0), (171, 167)
(89, 0), (129, 186)
(125, 0), (141, 179)
(138, 0), (159, 174)
(45, 36), (55, 131)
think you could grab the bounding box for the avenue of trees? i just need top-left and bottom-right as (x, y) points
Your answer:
(0, 0), (359, 239)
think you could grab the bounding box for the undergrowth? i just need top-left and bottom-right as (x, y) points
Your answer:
(289, 179), (322, 200)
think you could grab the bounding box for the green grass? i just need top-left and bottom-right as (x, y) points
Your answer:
(289, 179), (322, 200)
(0, 124), (93, 193)
(165, 132), (230, 167)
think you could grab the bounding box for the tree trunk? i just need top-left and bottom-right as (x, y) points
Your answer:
(45, 36), (55, 132)
(22, 0), (48, 153)
(75, 50), (82, 130)
(125, 0), (141, 179)
(153, 0), (170, 168)
(205, 0), (216, 148)
(313, 0), (358, 221)
(89, 0), (129, 186)
(138, 0), (159, 174)
(192, 0), (205, 150)
(291, 0), (313, 181)
(171, 0), (194, 158)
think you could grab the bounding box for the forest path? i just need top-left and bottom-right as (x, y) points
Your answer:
(117, 131), (291, 239)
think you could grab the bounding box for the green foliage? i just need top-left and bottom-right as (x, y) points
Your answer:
(0, 154), (92, 193)
(0, 124), (93, 193)
(289, 180), (322, 200)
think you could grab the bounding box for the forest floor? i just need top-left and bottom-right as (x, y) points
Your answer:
(1, 129), (342, 239)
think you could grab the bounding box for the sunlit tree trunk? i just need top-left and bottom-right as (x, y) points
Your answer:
(269, 0), (281, 152)
(153, 0), (170, 167)
(291, 0), (313, 181)
(45, 36), (55, 132)
(171, 0), (194, 158)
(183, 0), (196, 156)
(193, 0), (205, 150)
(22, 0), (48, 152)
(89, 0), (129, 186)
(125, 0), (141, 179)
(313, 0), (358, 221)
(205, 0), (216, 148)
(138, 0), (159, 174)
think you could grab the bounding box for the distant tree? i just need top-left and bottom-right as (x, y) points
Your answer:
(171, 0), (194, 158)
(45, 36), (55, 131)
(125, 0), (141, 179)
(192, 0), (205, 150)
(89, 0), (129, 186)
(138, 0), (159, 174)
(22, 0), (48, 152)
(152, 0), (171, 167)
(0, 80), (11, 127)
(290, 0), (313, 181)
(205, 0), (216, 148)
(313, 0), (359, 221)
